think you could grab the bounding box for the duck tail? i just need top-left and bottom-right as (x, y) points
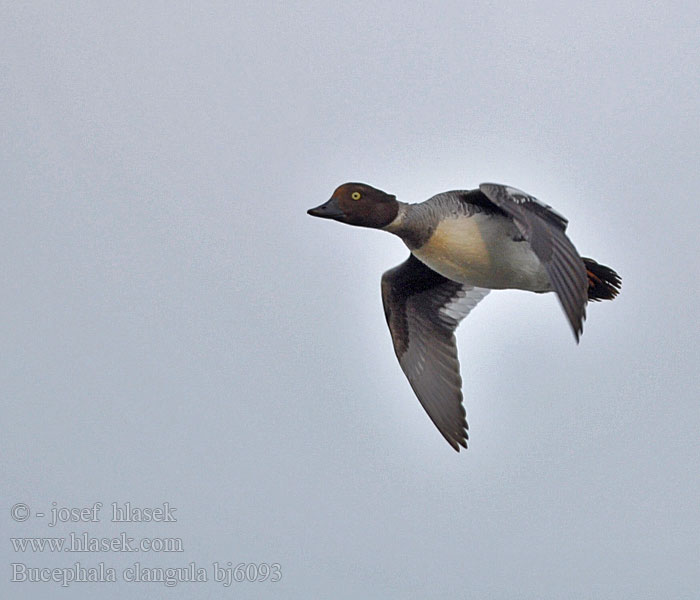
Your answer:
(583, 257), (621, 302)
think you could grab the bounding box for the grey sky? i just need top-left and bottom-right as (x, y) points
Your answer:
(2, 2), (699, 598)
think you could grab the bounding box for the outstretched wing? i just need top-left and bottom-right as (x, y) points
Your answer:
(381, 254), (489, 451)
(479, 183), (588, 340)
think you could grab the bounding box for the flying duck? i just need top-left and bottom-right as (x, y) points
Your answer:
(308, 183), (621, 451)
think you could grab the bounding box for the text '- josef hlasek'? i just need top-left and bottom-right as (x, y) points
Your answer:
(11, 502), (177, 527)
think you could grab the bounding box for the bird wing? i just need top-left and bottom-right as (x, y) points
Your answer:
(479, 183), (588, 340)
(381, 254), (489, 451)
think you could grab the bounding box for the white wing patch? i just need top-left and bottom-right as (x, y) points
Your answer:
(439, 287), (490, 322)
(504, 186), (567, 222)
(504, 185), (531, 200)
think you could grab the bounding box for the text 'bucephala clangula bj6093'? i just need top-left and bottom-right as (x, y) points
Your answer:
(308, 183), (621, 451)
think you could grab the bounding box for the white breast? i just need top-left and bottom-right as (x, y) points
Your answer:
(411, 214), (552, 291)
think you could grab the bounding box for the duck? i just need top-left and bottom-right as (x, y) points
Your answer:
(307, 182), (621, 451)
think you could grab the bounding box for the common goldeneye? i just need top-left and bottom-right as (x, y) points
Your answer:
(308, 183), (621, 451)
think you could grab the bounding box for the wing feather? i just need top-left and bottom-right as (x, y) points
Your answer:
(381, 254), (489, 450)
(479, 183), (588, 340)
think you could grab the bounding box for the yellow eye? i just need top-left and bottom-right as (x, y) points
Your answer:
(351, 191), (362, 200)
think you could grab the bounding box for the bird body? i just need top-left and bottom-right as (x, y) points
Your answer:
(308, 182), (621, 451)
(386, 197), (552, 292)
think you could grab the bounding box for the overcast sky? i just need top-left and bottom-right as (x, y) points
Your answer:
(2, 2), (699, 598)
